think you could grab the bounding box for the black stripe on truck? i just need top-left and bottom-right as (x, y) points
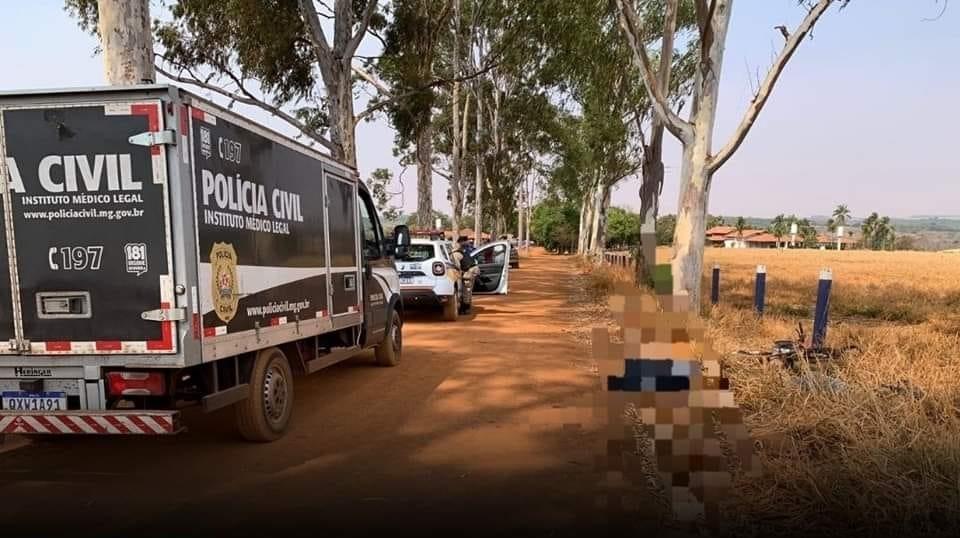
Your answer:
(191, 109), (334, 337)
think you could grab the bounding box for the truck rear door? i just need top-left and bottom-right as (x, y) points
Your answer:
(0, 101), (177, 354)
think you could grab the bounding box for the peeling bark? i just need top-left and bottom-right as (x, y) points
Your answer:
(617, 0), (836, 311)
(416, 122), (434, 228)
(97, 0), (155, 85)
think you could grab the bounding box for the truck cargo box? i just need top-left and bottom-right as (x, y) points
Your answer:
(0, 85), (403, 439)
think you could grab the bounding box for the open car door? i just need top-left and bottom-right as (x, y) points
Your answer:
(471, 241), (510, 295)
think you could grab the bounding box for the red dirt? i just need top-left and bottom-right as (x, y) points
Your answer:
(0, 251), (677, 537)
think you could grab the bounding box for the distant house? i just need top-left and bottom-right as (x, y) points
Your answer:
(814, 233), (858, 250)
(706, 226), (781, 248)
(706, 226), (736, 246)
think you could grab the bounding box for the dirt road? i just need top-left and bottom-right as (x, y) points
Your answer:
(0, 252), (662, 537)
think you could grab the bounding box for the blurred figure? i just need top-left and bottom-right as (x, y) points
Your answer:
(451, 235), (479, 314)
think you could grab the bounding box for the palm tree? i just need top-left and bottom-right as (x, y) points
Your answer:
(770, 214), (787, 249)
(798, 218), (817, 248)
(832, 204), (851, 231)
(735, 216), (746, 246)
(878, 216), (894, 250)
(826, 217), (836, 233)
(861, 212), (879, 249)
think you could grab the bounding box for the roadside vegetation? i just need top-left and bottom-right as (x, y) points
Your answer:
(579, 248), (960, 536)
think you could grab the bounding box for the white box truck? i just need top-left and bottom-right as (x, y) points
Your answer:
(0, 85), (410, 441)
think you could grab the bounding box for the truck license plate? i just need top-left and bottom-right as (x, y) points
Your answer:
(400, 277), (414, 285)
(1, 391), (67, 411)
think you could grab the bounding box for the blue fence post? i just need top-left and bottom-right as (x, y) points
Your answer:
(710, 264), (720, 306)
(754, 265), (766, 317)
(812, 268), (832, 349)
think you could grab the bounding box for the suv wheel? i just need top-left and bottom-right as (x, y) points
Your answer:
(442, 288), (459, 321)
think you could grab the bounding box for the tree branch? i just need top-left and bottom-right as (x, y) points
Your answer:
(352, 64), (393, 97)
(353, 61), (499, 124)
(615, 0), (694, 143)
(298, 0), (336, 86)
(710, 0), (834, 172)
(433, 166), (452, 181)
(155, 62), (337, 154)
(345, 0), (380, 59)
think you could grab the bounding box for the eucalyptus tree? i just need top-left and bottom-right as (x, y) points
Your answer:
(521, 0), (696, 266)
(377, 0), (453, 227)
(616, 0), (846, 308)
(66, 0), (155, 84)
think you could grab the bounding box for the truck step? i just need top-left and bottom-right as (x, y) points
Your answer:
(305, 346), (362, 374)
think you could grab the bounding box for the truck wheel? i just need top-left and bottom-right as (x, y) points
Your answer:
(374, 313), (402, 367)
(442, 289), (459, 321)
(235, 348), (294, 442)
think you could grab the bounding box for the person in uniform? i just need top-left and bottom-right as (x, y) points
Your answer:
(451, 236), (479, 314)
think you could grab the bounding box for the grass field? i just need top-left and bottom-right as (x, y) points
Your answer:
(591, 248), (960, 535)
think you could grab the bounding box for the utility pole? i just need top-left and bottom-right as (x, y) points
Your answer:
(97, 0), (155, 85)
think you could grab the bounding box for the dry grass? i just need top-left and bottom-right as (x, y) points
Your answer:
(581, 248), (960, 536)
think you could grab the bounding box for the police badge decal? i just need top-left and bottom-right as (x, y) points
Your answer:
(210, 243), (239, 324)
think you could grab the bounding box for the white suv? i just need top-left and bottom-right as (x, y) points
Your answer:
(395, 239), (512, 320)
(395, 239), (462, 320)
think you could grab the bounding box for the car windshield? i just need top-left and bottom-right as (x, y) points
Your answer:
(399, 244), (435, 262)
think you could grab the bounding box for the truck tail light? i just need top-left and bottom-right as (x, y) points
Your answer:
(432, 262), (445, 276)
(106, 371), (167, 396)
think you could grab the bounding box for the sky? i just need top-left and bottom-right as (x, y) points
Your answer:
(0, 0), (957, 220)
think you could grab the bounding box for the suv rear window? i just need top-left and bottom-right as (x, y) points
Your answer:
(400, 244), (436, 262)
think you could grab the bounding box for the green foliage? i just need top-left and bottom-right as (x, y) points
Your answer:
(734, 216), (747, 237)
(606, 207), (640, 249)
(155, 1), (319, 106)
(377, 0), (451, 145)
(706, 215), (726, 228)
(367, 168), (402, 222)
(769, 213), (787, 243)
(861, 212), (896, 250)
(406, 211), (451, 229)
(832, 204), (851, 229)
(656, 214), (677, 245)
(63, 0), (98, 35)
(530, 197), (579, 252)
(798, 218), (818, 248)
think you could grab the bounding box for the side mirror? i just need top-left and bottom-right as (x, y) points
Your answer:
(393, 224), (410, 258)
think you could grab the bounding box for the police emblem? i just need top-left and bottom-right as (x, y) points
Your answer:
(210, 242), (239, 323)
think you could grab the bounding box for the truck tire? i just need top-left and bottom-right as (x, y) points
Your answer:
(442, 289), (459, 321)
(374, 312), (402, 367)
(235, 348), (294, 442)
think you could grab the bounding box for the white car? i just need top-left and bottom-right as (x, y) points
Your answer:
(395, 239), (511, 320)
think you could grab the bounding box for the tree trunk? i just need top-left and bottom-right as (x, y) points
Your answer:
(97, 0), (155, 85)
(448, 0), (462, 239)
(578, 190), (595, 255)
(636, 161), (663, 286)
(474, 90), (484, 246)
(416, 122), (433, 228)
(668, 0), (732, 310)
(329, 63), (358, 167)
(591, 182), (612, 258)
(635, 0), (676, 287)
(577, 195), (587, 255)
(589, 180), (610, 258)
(671, 144), (712, 309)
(527, 179), (534, 251)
